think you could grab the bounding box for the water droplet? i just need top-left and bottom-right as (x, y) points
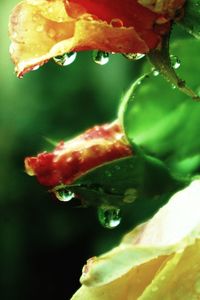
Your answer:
(48, 28), (56, 38)
(151, 286), (159, 292)
(115, 165), (121, 171)
(93, 51), (109, 65)
(82, 256), (97, 277)
(160, 275), (166, 281)
(123, 53), (145, 61)
(170, 54), (181, 69)
(105, 170), (112, 177)
(172, 84), (176, 90)
(97, 206), (121, 229)
(110, 18), (123, 27)
(153, 70), (159, 76)
(123, 188), (138, 204)
(55, 188), (75, 202)
(53, 52), (77, 66)
(36, 25), (44, 32)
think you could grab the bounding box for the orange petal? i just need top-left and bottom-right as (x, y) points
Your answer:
(9, 0), (170, 76)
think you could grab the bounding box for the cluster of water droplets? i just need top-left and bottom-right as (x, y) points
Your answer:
(97, 205), (121, 229)
(52, 48), (148, 68)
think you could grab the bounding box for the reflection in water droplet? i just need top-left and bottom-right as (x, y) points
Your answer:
(55, 189), (75, 202)
(48, 28), (56, 38)
(153, 70), (159, 76)
(93, 51), (109, 65)
(170, 54), (181, 69)
(53, 52), (77, 66)
(123, 53), (145, 61)
(98, 206), (121, 229)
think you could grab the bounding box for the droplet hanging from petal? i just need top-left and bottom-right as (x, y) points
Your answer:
(53, 52), (77, 66)
(123, 53), (145, 61)
(55, 188), (75, 202)
(93, 51), (109, 65)
(97, 206), (121, 229)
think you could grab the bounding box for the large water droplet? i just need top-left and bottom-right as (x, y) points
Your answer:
(93, 51), (109, 65)
(53, 52), (77, 66)
(97, 206), (121, 229)
(55, 188), (75, 202)
(123, 53), (145, 61)
(170, 54), (181, 69)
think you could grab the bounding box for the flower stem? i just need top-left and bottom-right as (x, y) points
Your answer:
(148, 33), (200, 101)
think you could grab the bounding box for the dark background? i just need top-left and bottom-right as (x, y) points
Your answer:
(0, 2), (140, 299)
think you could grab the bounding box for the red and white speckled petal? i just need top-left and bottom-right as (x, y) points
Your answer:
(24, 122), (132, 187)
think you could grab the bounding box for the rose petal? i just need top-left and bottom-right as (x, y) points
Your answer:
(71, 179), (200, 299)
(9, 0), (171, 76)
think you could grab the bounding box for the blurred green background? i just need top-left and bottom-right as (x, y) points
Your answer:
(0, 1), (140, 299)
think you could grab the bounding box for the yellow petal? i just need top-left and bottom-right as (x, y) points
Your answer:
(9, 0), (148, 77)
(71, 179), (200, 299)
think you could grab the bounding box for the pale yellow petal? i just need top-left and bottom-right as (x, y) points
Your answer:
(71, 179), (200, 299)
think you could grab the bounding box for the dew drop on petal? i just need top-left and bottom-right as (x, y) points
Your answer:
(93, 51), (109, 65)
(97, 206), (121, 229)
(53, 52), (77, 66)
(48, 28), (56, 38)
(110, 18), (123, 27)
(36, 25), (44, 32)
(123, 53), (145, 61)
(55, 188), (75, 202)
(170, 54), (181, 69)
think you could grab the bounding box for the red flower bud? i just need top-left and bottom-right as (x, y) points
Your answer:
(25, 122), (132, 187)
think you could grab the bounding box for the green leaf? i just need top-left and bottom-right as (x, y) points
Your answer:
(120, 38), (200, 177)
(54, 153), (186, 227)
(179, 0), (200, 39)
